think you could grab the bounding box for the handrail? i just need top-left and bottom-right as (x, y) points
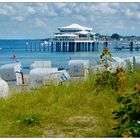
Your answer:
(48, 38), (95, 42)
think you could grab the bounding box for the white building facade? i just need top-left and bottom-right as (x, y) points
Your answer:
(48, 24), (98, 52)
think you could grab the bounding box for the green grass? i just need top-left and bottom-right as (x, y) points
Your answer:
(0, 71), (139, 137)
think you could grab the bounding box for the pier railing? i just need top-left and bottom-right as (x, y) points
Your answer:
(48, 38), (96, 42)
(48, 38), (140, 42)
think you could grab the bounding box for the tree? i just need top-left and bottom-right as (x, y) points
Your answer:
(111, 33), (120, 40)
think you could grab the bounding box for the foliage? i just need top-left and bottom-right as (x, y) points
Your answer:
(95, 71), (117, 89)
(112, 86), (140, 137)
(100, 47), (112, 71)
(111, 33), (120, 40)
(95, 67), (127, 91)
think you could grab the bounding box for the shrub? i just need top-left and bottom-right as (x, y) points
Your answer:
(95, 71), (117, 90)
(95, 68), (127, 91)
(112, 85), (140, 137)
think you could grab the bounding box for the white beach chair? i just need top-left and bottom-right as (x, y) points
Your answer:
(15, 71), (29, 93)
(15, 71), (25, 85)
(122, 56), (140, 72)
(43, 70), (70, 86)
(133, 56), (140, 71)
(0, 63), (21, 81)
(93, 57), (128, 73)
(0, 77), (9, 98)
(68, 60), (89, 80)
(30, 61), (51, 69)
(29, 68), (58, 89)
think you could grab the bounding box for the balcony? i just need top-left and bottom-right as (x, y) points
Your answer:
(48, 38), (96, 42)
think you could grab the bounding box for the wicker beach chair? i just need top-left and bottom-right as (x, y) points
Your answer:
(30, 61), (51, 69)
(68, 60), (89, 80)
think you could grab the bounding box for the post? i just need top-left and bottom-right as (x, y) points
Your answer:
(51, 42), (53, 52)
(30, 42), (32, 52)
(96, 42), (99, 51)
(47, 42), (50, 52)
(43, 43), (45, 51)
(35, 42), (37, 51)
(66, 42), (68, 52)
(104, 39), (108, 48)
(39, 42), (41, 51)
(130, 41), (133, 51)
(92, 42), (95, 51)
(85, 42), (87, 51)
(25, 42), (28, 52)
(88, 42), (90, 51)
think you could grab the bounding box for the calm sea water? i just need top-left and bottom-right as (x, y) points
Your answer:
(0, 40), (139, 73)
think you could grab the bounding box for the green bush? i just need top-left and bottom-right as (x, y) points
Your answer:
(95, 71), (118, 90)
(95, 68), (127, 91)
(112, 89), (140, 137)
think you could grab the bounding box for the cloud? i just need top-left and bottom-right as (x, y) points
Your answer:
(125, 8), (140, 20)
(53, 3), (66, 9)
(73, 15), (86, 22)
(35, 18), (47, 27)
(40, 4), (58, 17)
(27, 6), (36, 15)
(61, 7), (72, 15)
(14, 16), (25, 21)
(0, 4), (16, 16)
(0, 2), (140, 38)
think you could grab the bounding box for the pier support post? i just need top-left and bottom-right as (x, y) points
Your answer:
(92, 42), (95, 51)
(51, 42), (53, 52)
(96, 42), (99, 51)
(82, 42), (84, 51)
(39, 42), (41, 51)
(130, 41), (133, 51)
(66, 42), (68, 52)
(25, 42), (28, 52)
(85, 42), (87, 51)
(62, 42), (65, 52)
(74, 42), (76, 52)
(88, 42), (90, 51)
(35, 42), (37, 52)
(30, 42), (32, 52)
(47, 42), (50, 51)
(56, 42), (58, 52)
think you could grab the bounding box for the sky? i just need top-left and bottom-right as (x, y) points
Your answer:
(0, 2), (140, 39)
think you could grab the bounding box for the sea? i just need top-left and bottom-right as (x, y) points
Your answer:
(0, 39), (140, 73)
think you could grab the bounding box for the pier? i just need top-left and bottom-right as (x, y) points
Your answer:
(47, 38), (99, 52)
(25, 24), (99, 52)
(114, 41), (140, 51)
(24, 39), (140, 53)
(24, 23), (140, 52)
(25, 39), (48, 52)
(25, 39), (99, 52)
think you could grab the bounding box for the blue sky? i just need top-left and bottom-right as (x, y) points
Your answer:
(0, 2), (140, 39)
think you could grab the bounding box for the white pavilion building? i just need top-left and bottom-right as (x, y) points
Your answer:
(48, 24), (98, 52)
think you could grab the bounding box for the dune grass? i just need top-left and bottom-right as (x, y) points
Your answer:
(0, 71), (139, 137)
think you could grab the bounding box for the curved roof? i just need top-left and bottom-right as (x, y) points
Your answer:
(58, 24), (92, 31)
